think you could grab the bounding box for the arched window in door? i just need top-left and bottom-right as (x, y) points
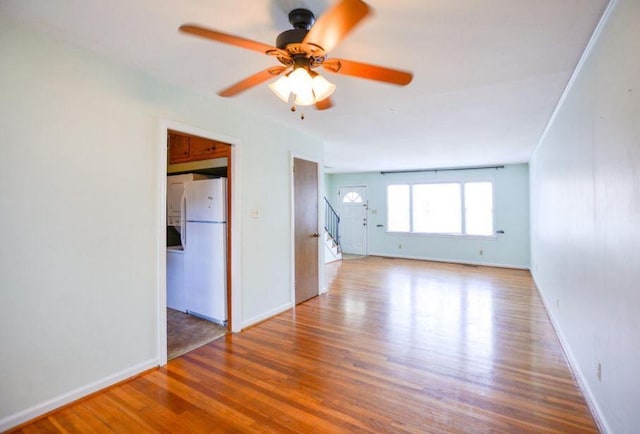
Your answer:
(342, 192), (363, 203)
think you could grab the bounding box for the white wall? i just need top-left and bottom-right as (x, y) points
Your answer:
(0, 17), (322, 429)
(529, 0), (639, 432)
(327, 164), (530, 268)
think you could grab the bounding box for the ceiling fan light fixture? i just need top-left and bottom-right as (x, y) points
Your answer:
(288, 67), (315, 106)
(311, 73), (336, 102)
(269, 67), (336, 107)
(268, 75), (292, 103)
(294, 91), (316, 106)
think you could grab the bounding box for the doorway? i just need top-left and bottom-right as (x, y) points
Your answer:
(338, 185), (368, 255)
(293, 157), (320, 305)
(164, 128), (233, 360)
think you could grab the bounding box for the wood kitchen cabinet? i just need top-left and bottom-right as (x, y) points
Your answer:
(189, 135), (227, 160)
(168, 130), (229, 164)
(168, 131), (190, 163)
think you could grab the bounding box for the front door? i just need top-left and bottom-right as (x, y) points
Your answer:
(294, 157), (319, 304)
(338, 185), (368, 255)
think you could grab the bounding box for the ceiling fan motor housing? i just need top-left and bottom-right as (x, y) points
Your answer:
(276, 29), (307, 49)
(276, 9), (315, 49)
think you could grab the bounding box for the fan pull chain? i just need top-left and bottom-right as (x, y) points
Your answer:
(289, 104), (305, 120)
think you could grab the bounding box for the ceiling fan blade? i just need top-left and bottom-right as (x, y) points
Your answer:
(218, 66), (288, 97)
(323, 58), (413, 86)
(303, 0), (371, 53)
(180, 24), (280, 55)
(315, 97), (333, 110)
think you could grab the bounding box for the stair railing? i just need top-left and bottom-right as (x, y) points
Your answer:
(324, 197), (340, 250)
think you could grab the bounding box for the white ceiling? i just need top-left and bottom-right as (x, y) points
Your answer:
(1, 0), (608, 173)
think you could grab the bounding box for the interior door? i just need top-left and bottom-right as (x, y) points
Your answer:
(338, 186), (368, 255)
(294, 157), (319, 305)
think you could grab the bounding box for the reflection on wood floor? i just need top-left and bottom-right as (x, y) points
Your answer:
(13, 256), (597, 433)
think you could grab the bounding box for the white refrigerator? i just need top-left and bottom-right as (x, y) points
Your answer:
(183, 178), (227, 325)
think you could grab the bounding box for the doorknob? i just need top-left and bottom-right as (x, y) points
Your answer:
(312, 233), (320, 238)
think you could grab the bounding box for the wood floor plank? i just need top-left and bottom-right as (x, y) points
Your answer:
(11, 257), (597, 433)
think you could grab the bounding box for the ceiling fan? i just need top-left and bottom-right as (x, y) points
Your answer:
(179, 0), (413, 111)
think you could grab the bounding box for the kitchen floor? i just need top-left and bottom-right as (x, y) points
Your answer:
(167, 308), (228, 360)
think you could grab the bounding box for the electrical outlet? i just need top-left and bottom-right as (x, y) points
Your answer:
(479, 249), (483, 256)
(596, 362), (602, 382)
(398, 243), (402, 249)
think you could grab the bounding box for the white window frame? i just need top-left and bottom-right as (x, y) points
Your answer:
(386, 180), (496, 239)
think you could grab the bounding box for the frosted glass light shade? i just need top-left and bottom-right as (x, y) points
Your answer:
(311, 74), (336, 102)
(268, 76), (292, 103)
(294, 90), (315, 106)
(268, 67), (336, 106)
(288, 68), (315, 106)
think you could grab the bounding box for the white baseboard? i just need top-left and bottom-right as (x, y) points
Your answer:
(240, 302), (292, 330)
(0, 358), (158, 432)
(369, 252), (530, 270)
(531, 274), (611, 434)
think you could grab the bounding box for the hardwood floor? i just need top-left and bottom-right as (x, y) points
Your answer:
(13, 257), (597, 433)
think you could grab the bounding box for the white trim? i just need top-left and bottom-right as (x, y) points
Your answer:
(0, 358), (157, 432)
(229, 144), (243, 333)
(530, 0), (618, 160)
(368, 252), (530, 270)
(318, 163), (327, 295)
(240, 302), (292, 330)
(155, 119), (243, 362)
(155, 122), (169, 367)
(384, 231), (498, 241)
(290, 155), (295, 305)
(531, 274), (611, 434)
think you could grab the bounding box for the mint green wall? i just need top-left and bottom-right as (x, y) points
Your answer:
(323, 173), (333, 202)
(327, 164), (530, 268)
(0, 16), (322, 429)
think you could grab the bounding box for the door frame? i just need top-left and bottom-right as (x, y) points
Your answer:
(337, 184), (369, 256)
(290, 153), (325, 305)
(155, 119), (242, 366)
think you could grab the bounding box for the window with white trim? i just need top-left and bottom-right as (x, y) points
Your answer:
(342, 192), (363, 203)
(387, 181), (494, 236)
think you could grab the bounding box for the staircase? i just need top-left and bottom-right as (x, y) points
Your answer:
(324, 197), (342, 263)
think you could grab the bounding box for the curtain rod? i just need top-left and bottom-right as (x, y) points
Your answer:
(380, 165), (505, 175)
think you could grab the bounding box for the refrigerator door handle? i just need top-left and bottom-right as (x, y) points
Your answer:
(181, 192), (187, 249)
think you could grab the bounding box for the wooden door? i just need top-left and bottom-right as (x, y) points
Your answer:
(294, 157), (319, 304)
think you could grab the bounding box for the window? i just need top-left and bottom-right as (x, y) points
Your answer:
(387, 185), (410, 232)
(342, 192), (363, 203)
(413, 183), (462, 234)
(387, 181), (494, 236)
